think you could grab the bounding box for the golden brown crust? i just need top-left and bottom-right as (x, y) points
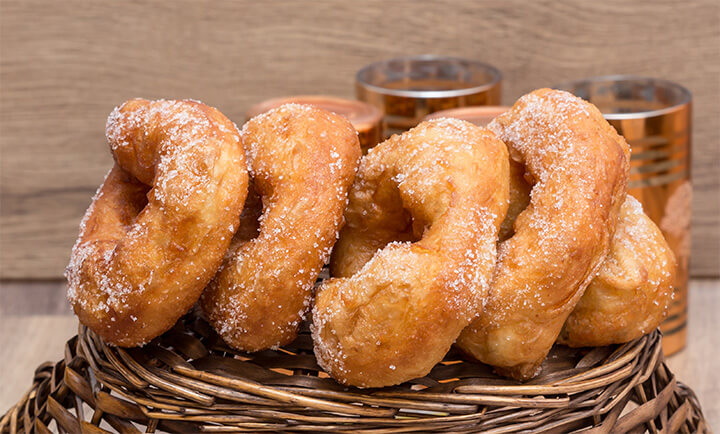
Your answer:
(559, 196), (676, 347)
(314, 119), (509, 388)
(456, 89), (630, 380)
(201, 104), (361, 352)
(493, 158), (676, 348)
(66, 99), (248, 347)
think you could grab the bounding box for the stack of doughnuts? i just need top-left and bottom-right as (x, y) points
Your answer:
(67, 89), (675, 388)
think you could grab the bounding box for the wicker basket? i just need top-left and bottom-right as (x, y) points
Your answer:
(1, 311), (708, 433)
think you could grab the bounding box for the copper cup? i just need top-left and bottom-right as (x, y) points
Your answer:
(246, 95), (383, 153)
(356, 56), (502, 138)
(557, 76), (692, 356)
(424, 106), (509, 127)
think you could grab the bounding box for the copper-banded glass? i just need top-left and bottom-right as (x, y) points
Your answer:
(356, 56), (501, 137)
(246, 95), (383, 153)
(557, 76), (692, 356)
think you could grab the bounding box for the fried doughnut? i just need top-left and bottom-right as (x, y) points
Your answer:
(456, 89), (630, 380)
(559, 196), (676, 346)
(496, 162), (675, 346)
(201, 104), (361, 352)
(314, 119), (509, 388)
(66, 99), (248, 347)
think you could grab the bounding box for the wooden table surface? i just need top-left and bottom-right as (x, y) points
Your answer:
(1, 279), (718, 429)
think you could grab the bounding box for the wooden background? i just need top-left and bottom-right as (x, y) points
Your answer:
(1, 0), (719, 279)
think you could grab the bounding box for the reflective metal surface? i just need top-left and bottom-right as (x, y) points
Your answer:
(356, 56), (502, 137)
(424, 105), (509, 127)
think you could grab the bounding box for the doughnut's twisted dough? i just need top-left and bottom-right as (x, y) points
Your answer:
(314, 119), (509, 387)
(456, 89), (630, 380)
(66, 99), (248, 347)
(201, 104), (361, 352)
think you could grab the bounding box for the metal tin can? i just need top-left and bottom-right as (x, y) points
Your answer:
(424, 106), (509, 126)
(356, 56), (502, 138)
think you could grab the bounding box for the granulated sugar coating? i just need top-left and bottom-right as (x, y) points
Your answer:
(559, 195), (677, 346)
(66, 99), (248, 347)
(200, 104), (361, 352)
(313, 118), (510, 388)
(457, 89), (630, 381)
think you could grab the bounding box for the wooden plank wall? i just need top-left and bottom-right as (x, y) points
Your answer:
(1, 0), (718, 278)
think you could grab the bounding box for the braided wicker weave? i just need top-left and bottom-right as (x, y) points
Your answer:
(1, 310), (708, 433)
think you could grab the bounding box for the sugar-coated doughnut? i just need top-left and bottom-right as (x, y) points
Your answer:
(496, 160), (676, 347)
(314, 119), (509, 387)
(457, 89), (630, 380)
(497, 161), (675, 348)
(66, 99), (248, 347)
(201, 104), (361, 352)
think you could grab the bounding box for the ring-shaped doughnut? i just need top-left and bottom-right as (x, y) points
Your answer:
(313, 119), (509, 387)
(457, 89), (630, 380)
(201, 104), (361, 352)
(498, 161), (675, 348)
(498, 161), (675, 347)
(66, 99), (248, 347)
